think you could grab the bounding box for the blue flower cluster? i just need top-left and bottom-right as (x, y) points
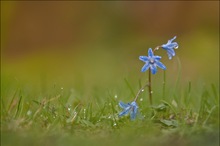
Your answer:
(139, 36), (178, 74)
(118, 36), (178, 120)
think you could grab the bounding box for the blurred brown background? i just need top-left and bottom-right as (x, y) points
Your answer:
(1, 1), (219, 92)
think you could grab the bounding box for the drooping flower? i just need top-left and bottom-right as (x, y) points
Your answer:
(161, 36), (179, 60)
(118, 101), (138, 120)
(139, 48), (166, 74)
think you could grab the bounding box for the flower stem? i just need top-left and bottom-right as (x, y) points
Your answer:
(162, 70), (166, 100)
(148, 69), (152, 105)
(134, 83), (149, 102)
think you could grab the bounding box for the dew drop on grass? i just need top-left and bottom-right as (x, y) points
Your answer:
(27, 110), (32, 116)
(61, 87), (63, 90)
(68, 108), (71, 111)
(83, 109), (86, 119)
(113, 123), (117, 126)
(141, 89), (144, 92)
(172, 100), (178, 108)
(140, 98), (143, 102)
(150, 91), (153, 94)
(114, 95), (118, 99)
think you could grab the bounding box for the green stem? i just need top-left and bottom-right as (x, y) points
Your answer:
(162, 70), (166, 100)
(134, 83), (149, 102)
(148, 69), (152, 105)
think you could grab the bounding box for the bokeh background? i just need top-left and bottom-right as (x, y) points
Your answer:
(1, 1), (219, 96)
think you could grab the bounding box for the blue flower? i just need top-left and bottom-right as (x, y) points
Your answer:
(118, 101), (138, 120)
(161, 36), (179, 60)
(139, 48), (166, 74)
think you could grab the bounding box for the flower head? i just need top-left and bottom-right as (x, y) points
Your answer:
(161, 36), (179, 60)
(139, 48), (166, 74)
(118, 101), (138, 120)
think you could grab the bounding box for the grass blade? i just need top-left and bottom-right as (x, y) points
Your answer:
(14, 95), (23, 118)
(124, 78), (135, 98)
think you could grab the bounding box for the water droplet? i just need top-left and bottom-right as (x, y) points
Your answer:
(27, 110), (32, 116)
(113, 123), (117, 126)
(83, 109), (86, 119)
(108, 115), (111, 119)
(150, 91), (153, 94)
(114, 95), (118, 99)
(155, 46), (159, 50)
(172, 100), (178, 107)
(109, 103), (111, 106)
(141, 89), (144, 92)
(61, 87), (63, 90)
(175, 46), (179, 49)
(140, 98), (143, 102)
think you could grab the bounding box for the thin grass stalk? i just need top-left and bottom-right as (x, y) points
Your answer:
(148, 69), (152, 105)
(162, 70), (166, 100)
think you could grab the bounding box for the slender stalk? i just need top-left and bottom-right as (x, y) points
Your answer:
(162, 70), (166, 100)
(134, 83), (149, 102)
(148, 69), (152, 105)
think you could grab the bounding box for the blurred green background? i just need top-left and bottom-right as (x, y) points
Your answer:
(1, 1), (219, 95)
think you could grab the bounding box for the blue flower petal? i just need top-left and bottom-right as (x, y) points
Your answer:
(130, 109), (136, 120)
(168, 36), (176, 43)
(148, 48), (154, 57)
(156, 61), (166, 70)
(169, 48), (175, 56)
(119, 107), (131, 117)
(150, 65), (157, 74)
(161, 44), (169, 50)
(130, 102), (138, 120)
(167, 53), (173, 60)
(131, 101), (137, 107)
(166, 43), (178, 49)
(167, 49), (175, 59)
(141, 63), (150, 72)
(172, 42), (178, 49)
(153, 56), (161, 61)
(119, 101), (130, 108)
(139, 56), (148, 62)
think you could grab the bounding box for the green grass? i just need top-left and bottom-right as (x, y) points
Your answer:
(1, 78), (219, 146)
